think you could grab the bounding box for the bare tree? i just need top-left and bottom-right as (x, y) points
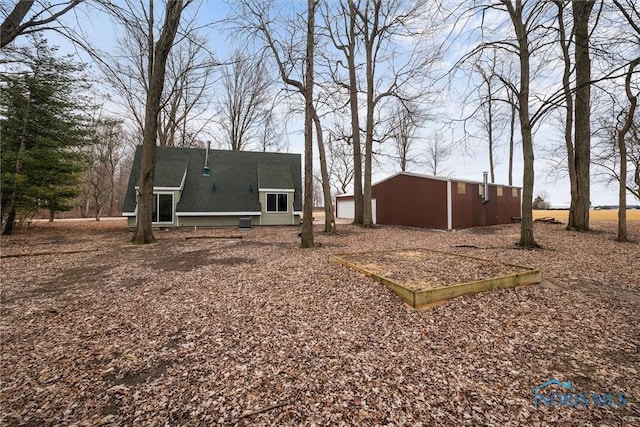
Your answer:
(628, 122), (640, 201)
(0, 0), (83, 49)
(500, 0), (548, 247)
(614, 60), (639, 241)
(424, 133), (451, 176)
(257, 94), (288, 152)
(593, 110), (640, 200)
(388, 99), (424, 173)
(322, 0), (364, 224)
(459, 1), (557, 247)
(216, 50), (274, 151)
(554, 0), (579, 230)
(567, 0), (596, 231)
(354, 0), (437, 227)
(327, 131), (355, 194)
(306, 1), (336, 237)
(84, 117), (124, 220)
(507, 87), (518, 185)
(312, 175), (324, 208)
(474, 51), (506, 184)
(311, 108), (337, 233)
(611, 0), (640, 241)
(322, 0), (440, 226)
(132, 0), (189, 244)
(94, 1), (215, 149)
(158, 32), (217, 147)
(461, 49), (516, 186)
(233, 0), (335, 240)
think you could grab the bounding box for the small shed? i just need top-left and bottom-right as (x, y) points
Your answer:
(336, 172), (521, 230)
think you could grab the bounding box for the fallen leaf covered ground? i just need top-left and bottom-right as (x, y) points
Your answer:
(1, 219), (638, 426)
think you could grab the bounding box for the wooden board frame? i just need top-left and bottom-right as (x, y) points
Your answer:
(329, 249), (541, 309)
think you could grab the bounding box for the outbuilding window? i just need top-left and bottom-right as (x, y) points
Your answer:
(266, 193), (288, 212)
(152, 193), (173, 223)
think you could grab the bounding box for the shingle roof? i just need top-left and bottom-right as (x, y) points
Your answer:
(154, 159), (188, 188)
(122, 145), (302, 214)
(257, 164), (295, 190)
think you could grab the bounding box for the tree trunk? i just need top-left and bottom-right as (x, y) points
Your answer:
(313, 110), (337, 234)
(109, 172), (115, 217)
(568, 0), (594, 231)
(363, 73), (374, 227)
(556, 2), (578, 230)
(0, 1), (34, 48)
(617, 59), (639, 242)
(618, 127), (629, 242)
(300, 0), (316, 248)
(482, 69), (496, 184)
(506, 0), (538, 248)
(508, 91), (516, 186)
(48, 209), (55, 222)
(132, 0), (184, 244)
(347, 1), (363, 225)
(1, 0), (81, 49)
(2, 91), (31, 236)
(362, 2), (376, 228)
(488, 92), (495, 183)
(2, 208), (17, 236)
(95, 195), (103, 221)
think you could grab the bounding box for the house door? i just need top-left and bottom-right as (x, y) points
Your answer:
(153, 193), (173, 223)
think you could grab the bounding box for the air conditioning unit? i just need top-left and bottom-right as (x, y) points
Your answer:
(239, 217), (252, 230)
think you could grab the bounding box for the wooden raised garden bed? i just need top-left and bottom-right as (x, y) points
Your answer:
(329, 249), (541, 309)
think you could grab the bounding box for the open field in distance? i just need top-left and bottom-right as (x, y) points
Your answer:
(533, 209), (640, 222)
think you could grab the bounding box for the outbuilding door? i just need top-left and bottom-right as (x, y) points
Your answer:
(336, 198), (376, 223)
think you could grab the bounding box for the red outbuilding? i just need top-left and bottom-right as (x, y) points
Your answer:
(335, 172), (522, 230)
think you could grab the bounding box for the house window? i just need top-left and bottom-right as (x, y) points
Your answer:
(457, 182), (466, 194)
(478, 184), (484, 197)
(497, 186), (503, 197)
(152, 193), (173, 222)
(512, 188), (518, 197)
(266, 193), (288, 212)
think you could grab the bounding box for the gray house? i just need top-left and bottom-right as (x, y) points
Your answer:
(122, 145), (302, 228)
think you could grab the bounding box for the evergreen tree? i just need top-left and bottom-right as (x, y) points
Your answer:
(1, 37), (91, 234)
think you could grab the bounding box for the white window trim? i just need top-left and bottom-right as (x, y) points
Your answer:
(176, 211), (261, 216)
(179, 168), (188, 190)
(259, 188), (294, 192)
(136, 186), (181, 191)
(153, 192), (174, 224)
(266, 193), (289, 213)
